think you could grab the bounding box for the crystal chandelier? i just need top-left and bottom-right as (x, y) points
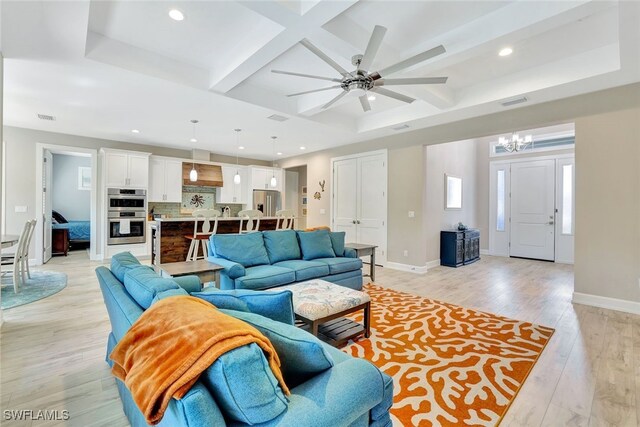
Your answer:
(497, 133), (533, 152)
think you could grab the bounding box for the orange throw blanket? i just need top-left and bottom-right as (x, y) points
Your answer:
(110, 295), (290, 425)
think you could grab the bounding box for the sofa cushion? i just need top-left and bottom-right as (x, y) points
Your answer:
(210, 233), (270, 267)
(273, 260), (329, 282)
(222, 309), (334, 388)
(262, 230), (301, 264)
(329, 231), (346, 257)
(235, 265), (296, 290)
(123, 267), (181, 309)
(313, 257), (363, 275)
(297, 230), (335, 260)
(111, 251), (142, 283)
(151, 288), (189, 305)
(201, 343), (288, 425)
(194, 289), (295, 325)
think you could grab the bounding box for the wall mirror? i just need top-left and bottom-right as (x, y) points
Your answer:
(445, 174), (462, 209)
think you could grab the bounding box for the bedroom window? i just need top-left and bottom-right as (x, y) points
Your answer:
(78, 167), (91, 191)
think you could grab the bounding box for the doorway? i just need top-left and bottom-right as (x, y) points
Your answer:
(489, 154), (575, 263)
(35, 144), (98, 265)
(331, 149), (387, 266)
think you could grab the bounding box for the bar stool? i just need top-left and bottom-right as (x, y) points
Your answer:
(238, 209), (263, 234)
(185, 209), (220, 261)
(275, 209), (295, 230)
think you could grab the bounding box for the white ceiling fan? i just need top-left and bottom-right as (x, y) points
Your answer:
(272, 25), (448, 112)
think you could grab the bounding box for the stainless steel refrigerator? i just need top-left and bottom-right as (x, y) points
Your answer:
(253, 190), (281, 216)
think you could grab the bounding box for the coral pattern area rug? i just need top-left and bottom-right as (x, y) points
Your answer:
(343, 284), (554, 427)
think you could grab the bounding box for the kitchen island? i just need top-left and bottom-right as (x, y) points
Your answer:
(150, 217), (287, 264)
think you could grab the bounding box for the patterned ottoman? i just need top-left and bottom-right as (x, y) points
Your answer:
(273, 279), (370, 346)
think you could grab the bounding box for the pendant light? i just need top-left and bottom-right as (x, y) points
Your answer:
(270, 136), (277, 188)
(189, 120), (199, 182)
(233, 129), (242, 184)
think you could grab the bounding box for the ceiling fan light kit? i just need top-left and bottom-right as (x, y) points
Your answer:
(273, 25), (448, 112)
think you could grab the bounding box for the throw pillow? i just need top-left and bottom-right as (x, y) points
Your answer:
(222, 309), (334, 388)
(201, 343), (288, 424)
(329, 231), (346, 256)
(123, 267), (181, 309)
(110, 251), (142, 283)
(262, 230), (301, 264)
(297, 230), (336, 261)
(210, 233), (270, 267)
(193, 289), (294, 325)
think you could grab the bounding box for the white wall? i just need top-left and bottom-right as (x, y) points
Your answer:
(52, 154), (90, 221)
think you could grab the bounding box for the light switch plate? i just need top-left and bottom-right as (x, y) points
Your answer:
(320, 209), (326, 214)
(15, 206), (28, 213)
(408, 211), (415, 218)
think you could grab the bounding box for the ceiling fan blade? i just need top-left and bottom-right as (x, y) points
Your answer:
(322, 91), (348, 109)
(300, 39), (349, 76)
(358, 25), (387, 72)
(359, 95), (371, 112)
(271, 70), (342, 83)
(374, 45), (446, 78)
(375, 77), (448, 86)
(286, 85), (342, 97)
(371, 87), (415, 104)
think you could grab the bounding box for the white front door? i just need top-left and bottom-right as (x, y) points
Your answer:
(43, 150), (53, 263)
(510, 159), (555, 261)
(332, 158), (358, 243)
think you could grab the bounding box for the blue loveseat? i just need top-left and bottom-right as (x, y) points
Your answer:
(96, 252), (393, 427)
(208, 229), (363, 291)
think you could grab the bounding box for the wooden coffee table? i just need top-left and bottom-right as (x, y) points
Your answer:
(271, 280), (371, 347)
(155, 260), (224, 289)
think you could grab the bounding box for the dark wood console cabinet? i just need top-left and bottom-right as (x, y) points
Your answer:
(440, 229), (480, 267)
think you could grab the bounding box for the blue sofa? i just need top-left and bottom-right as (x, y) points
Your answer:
(96, 252), (393, 427)
(208, 229), (363, 291)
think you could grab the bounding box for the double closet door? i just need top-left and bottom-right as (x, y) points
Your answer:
(332, 150), (387, 265)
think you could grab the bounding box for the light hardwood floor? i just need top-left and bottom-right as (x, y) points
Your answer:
(1, 253), (638, 426)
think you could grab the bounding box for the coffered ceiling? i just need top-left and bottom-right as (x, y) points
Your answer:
(1, 0), (638, 159)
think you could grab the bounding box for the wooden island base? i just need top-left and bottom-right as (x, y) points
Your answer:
(152, 218), (281, 264)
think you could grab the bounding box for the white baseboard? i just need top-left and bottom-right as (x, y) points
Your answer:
(385, 261), (429, 274)
(426, 259), (440, 269)
(572, 292), (640, 315)
(480, 249), (490, 255)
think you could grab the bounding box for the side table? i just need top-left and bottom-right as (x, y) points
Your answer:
(155, 260), (224, 289)
(345, 243), (378, 282)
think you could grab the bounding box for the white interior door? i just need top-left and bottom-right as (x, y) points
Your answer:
(510, 159), (555, 261)
(357, 154), (387, 265)
(43, 150), (53, 263)
(332, 158), (358, 243)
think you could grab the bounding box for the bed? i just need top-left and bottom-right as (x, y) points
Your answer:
(52, 221), (91, 242)
(51, 211), (90, 256)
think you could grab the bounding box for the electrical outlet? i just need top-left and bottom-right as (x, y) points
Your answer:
(408, 211), (415, 218)
(403, 250), (409, 257)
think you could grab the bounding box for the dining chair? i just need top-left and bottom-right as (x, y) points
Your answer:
(1, 219), (35, 293)
(275, 209), (295, 230)
(185, 210), (221, 261)
(238, 210), (263, 234)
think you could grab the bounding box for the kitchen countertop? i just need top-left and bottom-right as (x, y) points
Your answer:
(153, 216), (289, 222)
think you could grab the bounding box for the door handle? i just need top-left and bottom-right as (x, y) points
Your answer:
(548, 221), (554, 225)
(356, 220), (361, 224)
(352, 220), (356, 224)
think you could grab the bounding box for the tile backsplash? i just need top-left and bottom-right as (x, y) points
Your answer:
(149, 186), (244, 218)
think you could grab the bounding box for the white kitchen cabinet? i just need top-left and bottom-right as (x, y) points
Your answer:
(249, 166), (283, 192)
(149, 157), (183, 203)
(103, 149), (150, 188)
(217, 165), (247, 204)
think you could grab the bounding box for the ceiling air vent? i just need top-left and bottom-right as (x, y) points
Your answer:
(501, 97), (528, 107)
(37, 114), (56, 121)
(267, 114), (289, 122)
(392, 124), (410, 131)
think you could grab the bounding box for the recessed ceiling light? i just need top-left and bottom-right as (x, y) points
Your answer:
(238, 146), (245, 150)
(368, 95), (376, 101)
(276, 152), (283, 156)
(190, 138), (197, 143)
(499, 47), (513, 57)
(131, 129), (140, 134)
(168, 9), (184, 21)
(299, 146), (306, 150)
